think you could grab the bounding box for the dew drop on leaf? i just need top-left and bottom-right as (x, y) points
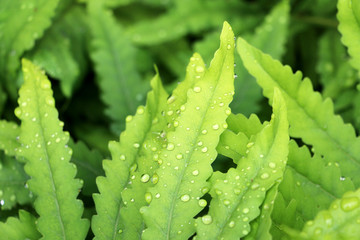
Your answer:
(340, 196), (360, 212)
(167, 143), (175, 151)
(180, 194), (190, 202)
(261, 173), (269, 179)
(198, 199), (207, 207)
(145, 192), (152, 203)
(141, 174), (150, 183)
(228, 221), (235, 228)
(192, 170), (199, 176)
(201, 215), (212, 225)
(193, 86), (201, 93)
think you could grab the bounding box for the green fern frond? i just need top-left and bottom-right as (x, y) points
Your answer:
(237, 37), (360, 187)
(69, 140), (104, 196)
(88, 0), (148, 134)
(0, 120), (20, 157)
(0, 0), (59, 98)
(285, 188), (360, 240)
(91, 72), (168, 240)
(139, 22), (235, 240)
(244, 183), (279, 240)
(195, 88), (289, 240)
(231, 0), (290, 115)
(16, 59), (89, 239)
(0, 210), (40, 240)
(337, 0), (360, 75)
(118, 54), (206, 239)
(0, 154), (31, 210)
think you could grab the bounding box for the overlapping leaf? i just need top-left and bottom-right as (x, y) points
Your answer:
(88, 0), (148, 134)
(195, 89), (289, 240)
(0, 0), (59, 97)
(16, 59), (89, 239)
(237, 37), (360, 187)
(337, 0), (360, 75)
(91, 72), (168, 240)
(140, 21), (235, 240)
(0, 210), (40, 240)
(0, 120), (20, 156)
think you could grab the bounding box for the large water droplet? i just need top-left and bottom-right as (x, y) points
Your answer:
(180, 194), (190, 202)
(201, 215), (212, 225)
(198, 199), (207, 207)
(167, 143), (175, 151)
(340, 196), (360, 212)
(141, 174), (150, 183)
(145, 192), (152, 203)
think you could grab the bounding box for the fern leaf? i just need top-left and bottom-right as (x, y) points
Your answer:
(0, 154), (31, 210)
(16, 59), (89, 239)
(237, 37), (360, 187)
(118, 54), (206, 239)
(91, 72), (168, 240)
(231, 0), (290, 115)
(69, 140), (104, 196)
(244, 183), (279, 240)
(337, 0), (360, 74)
(140, 22), (235, 240)
(88, 0), (148, 134)
(0, 210), (41, 240)
(195, 88), (289, 240)
(127, 1), (230, 46)
(0, 0), (59, 97)
(28, 27), (79, 98)
(285, 188), (360, 240)
(0, 120), (20, 157)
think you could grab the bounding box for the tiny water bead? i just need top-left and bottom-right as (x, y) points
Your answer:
(212, 124), (219, 130)
(120, 154), (126, 161)
(201, 215), (212, 225)
(201, 147), (208, 153)
(192, 170), (199, 176)
(137, 107), (145, 115)
(193, 86), (201, 93)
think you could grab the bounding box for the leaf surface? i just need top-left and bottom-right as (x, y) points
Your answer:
(141, 21), (235, 240)
(0, 210), (41, 240)
(16, 59), (89, 240)
(195, 88), (289, 240)
(0, 120), (20, 157)
(237, 37), (360, 187)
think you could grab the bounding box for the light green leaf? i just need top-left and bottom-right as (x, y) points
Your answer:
(0, 0), (59, 98)
(91, 72), (168, 240)
(69, 140), (104, 196)
(118, 54), (206, 239)
(0, 154), (31, 210)
(16, 59), (89, 240)
(0, 210), (41, 240)
(88, 0), (148, 134)
(237, 37), (360, 187)
(244, 183), (279, 240)
(195, 88), (289, 240)
(0, 120), (20, 157)
(285, 188), (360, 240)
(140, 22), (235, 240)
(337, 0), (360, 75)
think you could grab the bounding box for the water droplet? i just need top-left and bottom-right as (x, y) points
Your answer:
(195, 66), (204, 73)
(133, 143), (140, 148)
(261, 173), (269, 179)
(167, 143), (175, 151)
(227, 44), (232, 50)
(45, 96), (55, 106)
(201, 130), (207, 134)
(215, 189), (222, 195)
(340, 176), (346, 181)
(176, 154), (183, 160)
(145, 192), (152, 203)
(130, 164), (137, 172)
(174, 121), (179, 127)
(251, 183), (259, 190)
(118, 229), (123, 234)
(340, 196), (360, 212)
(201, 215), (212, 225)
(268, 162), (276, 168)
(155, 193), (161, 198)
(181, 194), (190, 202)
(223, 199), (231, 206)
(120, 154), (126, 161)
(228, 221), (235, 228)
(198, 199), (207, 207)
(201, 147), (208, 153)
(167, 96), (176, 104)
(14, 107), (22, 118)
(126, 116), (133, 122)
(41, 79), (51, 89)
(137, 107), (145, 114)
(141, 174), (150, 183)
(202, 187), (209, 194)
(0, 200), (4, 205)
(192, 170), (199, 176)
(180, 105), (186, 111)
(222, 123), (228, 129)
(152, 174), (159, 184)
(242, 208), (249, 214)
(243, 217), (249, 222)
(193, 86), (201, 93)
(212, 124), (219, 130)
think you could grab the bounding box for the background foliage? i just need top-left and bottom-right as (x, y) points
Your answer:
(0, 0), (360, 239)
